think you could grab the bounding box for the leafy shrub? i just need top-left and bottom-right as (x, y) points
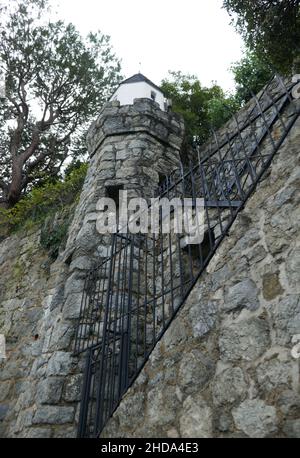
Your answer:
(0, 163), (88, 236)
(40, 219), (70, 260)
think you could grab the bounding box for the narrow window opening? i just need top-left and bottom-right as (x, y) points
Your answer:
(158, 173), (166, 187)
(151, 90), (156, 101)
(105, 185), (124, 209)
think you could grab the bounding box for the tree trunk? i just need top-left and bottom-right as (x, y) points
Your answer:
(7, 158), (23, 208)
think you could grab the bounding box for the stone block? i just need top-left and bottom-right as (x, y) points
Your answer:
(262, 272), (284, 301)
(36, 377), (64, 404)
(24, 427), (52, 438)
(232, 399), (278, 438)
(178, 349), (214, 394)
(179, 394), (212, 438)
(63, 374), (83, 402)
(46, 352), (72, 376)
(212, 366), (248, 406)
(219, 317), (270, 362)
(0, 404), (9, 421)
(33, 406), (74, 425)
(189, 300), (218, 338)
(256, 357), (293, 394)
(272, 294), (300, 345)
(0, 381), (11, 402)
(62, 293), (83, 320)
(224, 279), (259, 312)
(282, 419), (300, 438)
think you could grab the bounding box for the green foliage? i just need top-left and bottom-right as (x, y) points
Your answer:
(0, 162), (87, 235)
(206, 91), (240, 130)
(0, 0), (121, 207)
(40, 219), (70, 260)
(161, 71), (239, 148)
(223, 0), (300, 74)
(64, 159), (87, 178)
(160, 55), (275, 156)
(231, 51), (274, 104)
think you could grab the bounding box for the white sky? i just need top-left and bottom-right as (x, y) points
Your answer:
(51, 0), (245, 92)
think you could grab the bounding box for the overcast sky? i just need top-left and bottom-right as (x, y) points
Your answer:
(52, 0), (245, 92)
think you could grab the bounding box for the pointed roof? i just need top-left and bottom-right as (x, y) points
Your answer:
(120, 73), (163, 93)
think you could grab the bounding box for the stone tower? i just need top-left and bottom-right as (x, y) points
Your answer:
(65, 97), (185, 265)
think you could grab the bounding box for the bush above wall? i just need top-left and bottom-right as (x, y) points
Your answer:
(0, 163), (88, 238)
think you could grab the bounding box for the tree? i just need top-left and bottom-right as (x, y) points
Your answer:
(231, 51), (274, 105)
(0, 0), (121, 208)
(223, 0), (300, 74)
(161, 71), (239, 148)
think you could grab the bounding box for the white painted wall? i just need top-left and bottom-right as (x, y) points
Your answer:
(110, 81), (165, 111)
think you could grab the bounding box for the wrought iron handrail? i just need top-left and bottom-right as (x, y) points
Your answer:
(74, 75), (300, 437)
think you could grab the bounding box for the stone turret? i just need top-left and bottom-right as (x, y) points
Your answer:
(66, 98), (185, 260)
(86, 98), (184, 196)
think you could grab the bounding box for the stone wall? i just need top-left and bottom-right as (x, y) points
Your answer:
(101, 116), (300, 438)
(0, 207), (81, 438)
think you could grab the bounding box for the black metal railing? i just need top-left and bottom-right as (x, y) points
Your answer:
(74, 75), (300, 437)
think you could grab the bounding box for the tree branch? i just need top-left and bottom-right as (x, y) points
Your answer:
(18, 78), (29, 121)
(20, 130), (40, 163)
